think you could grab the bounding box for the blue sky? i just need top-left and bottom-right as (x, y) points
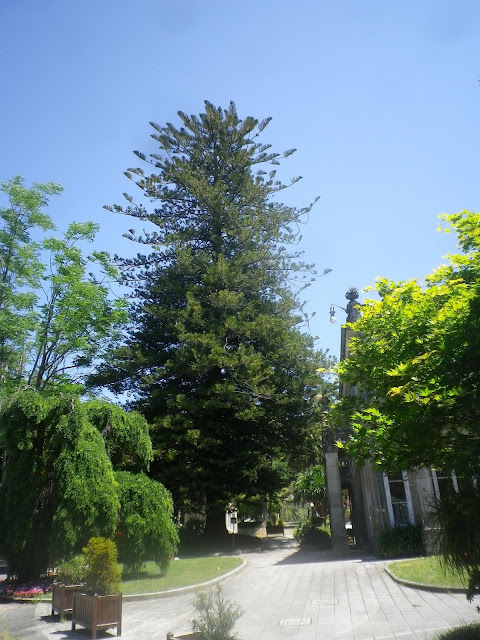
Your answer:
(1, 0), (479, 359)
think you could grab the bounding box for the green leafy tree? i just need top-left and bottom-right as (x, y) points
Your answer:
(27, 221), (127, 390)
(0, 176), (60, 394)
(334, 210), (480, 478)
(114, 471), (178, 573)
(0, 182), (127, 493)
(293, 465), (327, 518)
(0, 390), (119, 580)
(0, 177), (127, 396)
(91, 101), (332, 527)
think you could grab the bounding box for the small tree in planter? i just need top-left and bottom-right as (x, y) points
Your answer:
(168, 585), (243, 640)
(82, 537), (122, 595)
(192, 585), (243, 640)
(72, 537), (122, 639)
(52, 555), (86, 620)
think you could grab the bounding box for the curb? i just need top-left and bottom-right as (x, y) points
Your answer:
(0, 558), (247, 605)
(123, 558), (246, 601)
(384, 566), (468, 594)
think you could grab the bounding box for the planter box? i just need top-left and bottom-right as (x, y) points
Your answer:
(266, 524), (284, 536)
(72, 591), (122, 639)
(51, 583), (84, 621)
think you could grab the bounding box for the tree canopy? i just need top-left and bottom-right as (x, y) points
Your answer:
(0, 177), (178, 581)
(0, 177), (127, 397)
(0, 177), (59, 394)
(333, 210), (480, 479)
(114, 471), (178, 572)
(90, 101), (332, 518)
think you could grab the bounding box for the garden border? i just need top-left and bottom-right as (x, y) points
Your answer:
(384, 564), (467, 594)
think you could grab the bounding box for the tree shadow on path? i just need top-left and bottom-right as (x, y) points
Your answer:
(262, 537), (380, 566)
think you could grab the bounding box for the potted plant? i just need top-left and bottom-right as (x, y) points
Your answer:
(266, 514), (284, 537)
(168, 584), (243, 640)
(52, 554), (86, 621)
(71, 537), (122, 639)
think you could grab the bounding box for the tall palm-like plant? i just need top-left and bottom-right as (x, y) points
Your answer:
(293, 465), (327, 519)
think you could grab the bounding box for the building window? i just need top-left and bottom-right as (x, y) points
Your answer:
(431, 469), (459, 500)
(383, 471), (414, 527)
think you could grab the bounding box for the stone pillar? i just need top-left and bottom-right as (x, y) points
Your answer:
(324, 447), (350, 555)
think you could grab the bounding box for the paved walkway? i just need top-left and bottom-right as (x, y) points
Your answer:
(2, 539), (479, 640)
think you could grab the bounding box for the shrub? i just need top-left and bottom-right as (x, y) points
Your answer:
(56, 555), (86, 584)
(434, 487), (480, 605)
(114, 471), (179, 573)
(294, 517), (331, 550)
(82, 537), (122, 595)
(266, 519), (284, 529)
(191, 584), (243, 640)
(266, 513), (283, 527)
(376, 524), (424, 558)
(435, 622), (480, 639)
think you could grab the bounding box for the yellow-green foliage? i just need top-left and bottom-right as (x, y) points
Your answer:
(83, 537), (122, 595)
(333, 210), (480, 477)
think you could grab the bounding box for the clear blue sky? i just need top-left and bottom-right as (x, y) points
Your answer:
(1, 0), (479, 359)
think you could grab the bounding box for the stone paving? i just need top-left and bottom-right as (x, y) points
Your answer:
(2, 538), (479, 640)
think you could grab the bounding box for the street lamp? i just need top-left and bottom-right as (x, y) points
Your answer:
(329, 303), (346, 324)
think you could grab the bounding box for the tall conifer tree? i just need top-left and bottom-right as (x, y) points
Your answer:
(93, 101), (332, 523)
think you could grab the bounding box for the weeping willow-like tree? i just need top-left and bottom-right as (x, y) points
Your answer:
(0, 390), (153, 580)
(114, 471), (179, 573)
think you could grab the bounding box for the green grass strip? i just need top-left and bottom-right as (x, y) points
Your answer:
(387, 556), (467, 588)
(121, 556), (243, 595)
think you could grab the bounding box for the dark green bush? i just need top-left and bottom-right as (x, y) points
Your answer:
(294, 517), (331, 550)
(377, 524), (424, 558)
(434, 487), (480, 604)
(266, 519), (284, 528)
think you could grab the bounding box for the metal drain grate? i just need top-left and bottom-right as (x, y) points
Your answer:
(311, 598), (339, 605)
(279, 618), (312, 626)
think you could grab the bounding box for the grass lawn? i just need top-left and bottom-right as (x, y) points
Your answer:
(121, 556), (243, 595)
(387, 556), (468, 588)
(0, 555), (243, 600)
